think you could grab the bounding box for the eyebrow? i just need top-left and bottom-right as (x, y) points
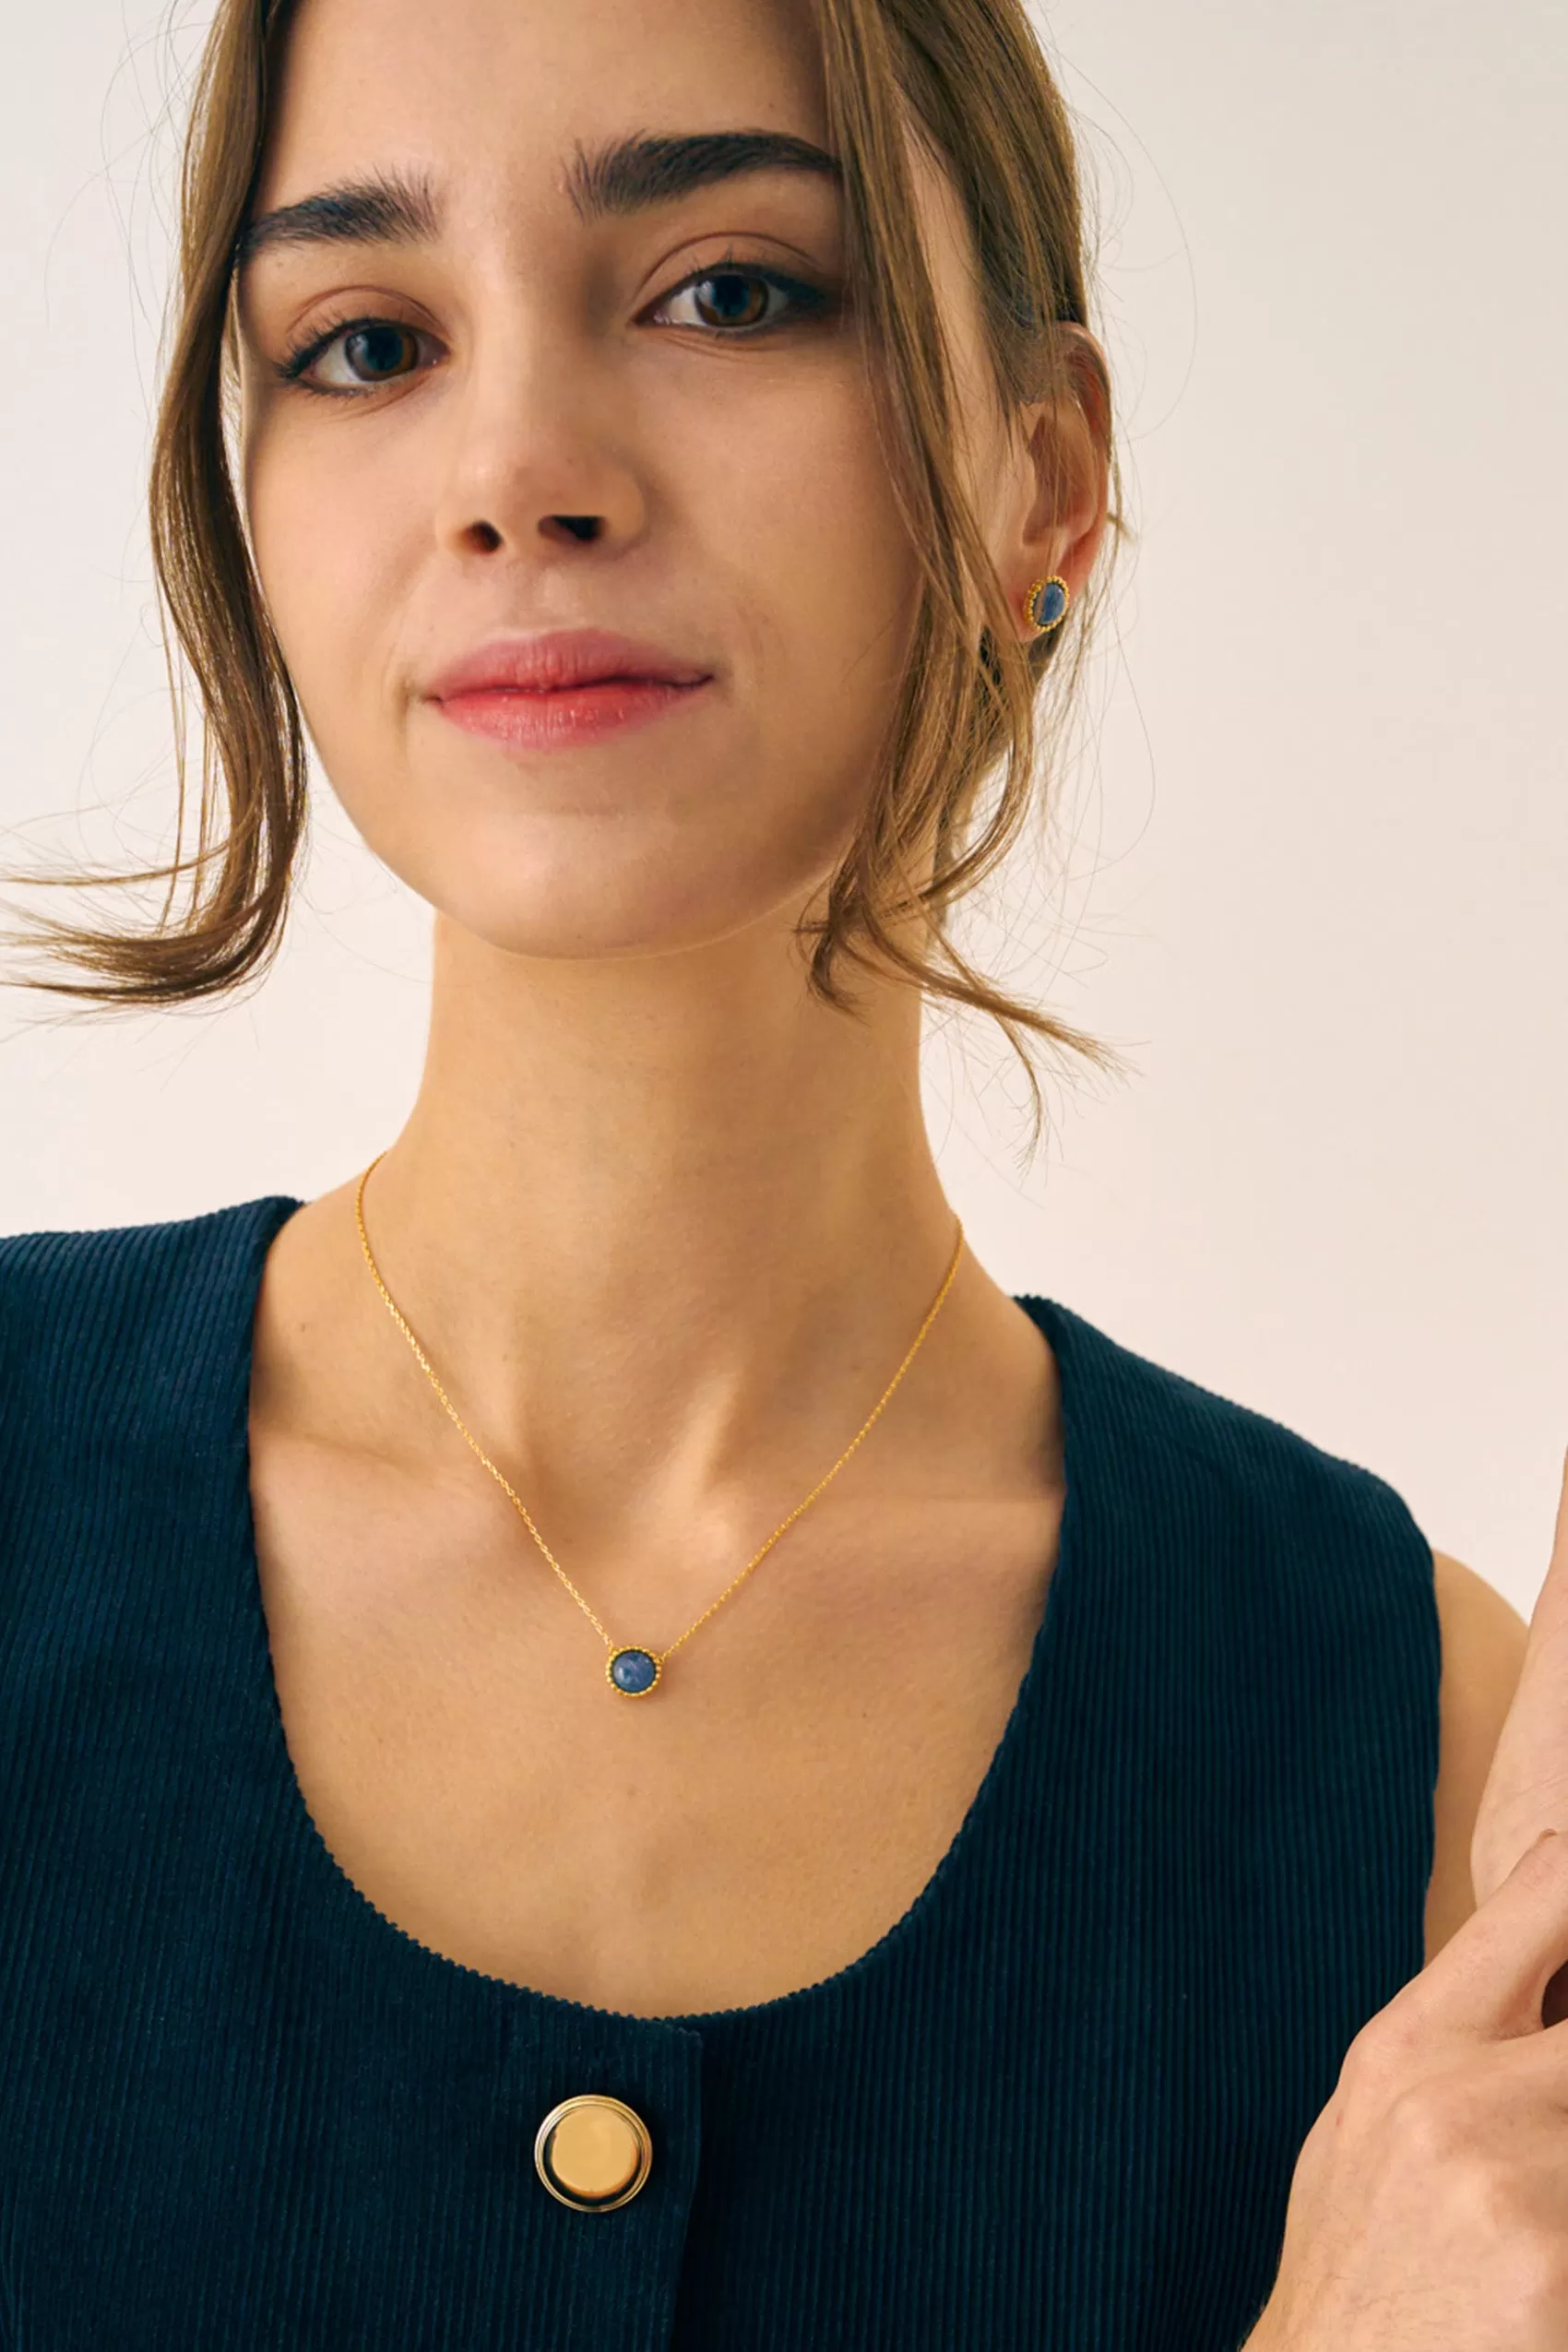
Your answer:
(233, 131), (844, 269)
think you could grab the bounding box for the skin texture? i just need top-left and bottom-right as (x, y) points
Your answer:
(235, 0), (1519, 2040)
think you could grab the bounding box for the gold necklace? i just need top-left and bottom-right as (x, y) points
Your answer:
(353, 1153), (965, 1698)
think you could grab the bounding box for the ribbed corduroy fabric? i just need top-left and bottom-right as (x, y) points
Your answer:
(0, 1196), (1440, 2351)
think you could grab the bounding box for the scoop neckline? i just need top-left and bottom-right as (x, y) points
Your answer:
(235, 1193), (1085, 2037)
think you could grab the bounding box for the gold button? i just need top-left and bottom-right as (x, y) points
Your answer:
(534, 2095), (653, 2211)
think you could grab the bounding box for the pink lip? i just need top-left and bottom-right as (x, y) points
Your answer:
(424, 628), (712, 699)
(424, 627), (714, 753)
(436, 675), (710, 751)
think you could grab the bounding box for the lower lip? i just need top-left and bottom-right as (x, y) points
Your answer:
(433, 676), (711, 751)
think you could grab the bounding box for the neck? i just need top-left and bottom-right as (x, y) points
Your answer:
(345, 912), (1002, 1550)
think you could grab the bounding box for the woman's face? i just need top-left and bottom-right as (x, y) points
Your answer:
(234, 0), (1052, 965)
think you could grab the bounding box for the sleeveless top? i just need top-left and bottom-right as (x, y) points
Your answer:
(0, 1196), (1440, 2352)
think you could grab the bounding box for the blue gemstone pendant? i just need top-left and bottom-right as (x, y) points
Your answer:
(607, 1646), (661, 1697)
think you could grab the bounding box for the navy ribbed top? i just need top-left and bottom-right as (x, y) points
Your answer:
(0, 1196), (1439, 2351)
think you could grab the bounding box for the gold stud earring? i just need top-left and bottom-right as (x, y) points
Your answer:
(1023, 576), (1071, 636)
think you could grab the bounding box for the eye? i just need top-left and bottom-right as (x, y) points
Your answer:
(271, 259), (835, 399)
(274, 315), (434, 397)
(648, 262), (833, 335)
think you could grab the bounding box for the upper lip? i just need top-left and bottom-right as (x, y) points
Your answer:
(424, 629), (713, 699)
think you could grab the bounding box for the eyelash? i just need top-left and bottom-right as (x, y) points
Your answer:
(272, 255), (836, 398)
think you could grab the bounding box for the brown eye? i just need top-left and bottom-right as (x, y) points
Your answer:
(652, 266), (831, 336)
(277, 315), (431, 396)
(334, 323), (420, 382)
(274, 263), (836, 403)
(684, 271), (772, 328)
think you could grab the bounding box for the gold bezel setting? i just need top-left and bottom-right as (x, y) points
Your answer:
(606, 1645), (662, 1697)
(1024, 574), (1070, 636)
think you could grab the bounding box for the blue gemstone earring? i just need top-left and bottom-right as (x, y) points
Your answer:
(1024, 576), (1071, 636)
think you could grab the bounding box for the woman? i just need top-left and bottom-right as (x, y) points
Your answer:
(2, 0), (1556, 2343)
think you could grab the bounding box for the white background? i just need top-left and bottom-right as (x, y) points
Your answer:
(1, 0), (1562, 1614)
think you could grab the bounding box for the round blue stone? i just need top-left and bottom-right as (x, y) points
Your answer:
(609, 1647), (659, 1695)
(1033, 579), (1067, 628)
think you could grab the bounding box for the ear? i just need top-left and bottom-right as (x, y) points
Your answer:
(1004, 325), (1112, 640)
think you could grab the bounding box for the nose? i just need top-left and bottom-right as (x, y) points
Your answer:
(429, 317), (650, 568)
(462, 512), (605, 554)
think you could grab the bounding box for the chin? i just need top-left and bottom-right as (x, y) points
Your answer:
(358, 788), (855, 968)
(431, 866), (814, 969)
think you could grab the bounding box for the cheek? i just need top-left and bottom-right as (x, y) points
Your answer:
(726, 379), (917, 730)
(245, 425), (414, 766)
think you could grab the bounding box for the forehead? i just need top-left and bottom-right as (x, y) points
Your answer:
(255, 0), (832, 212)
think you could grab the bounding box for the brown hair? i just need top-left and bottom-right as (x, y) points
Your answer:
(1, 0), (1136, 1139)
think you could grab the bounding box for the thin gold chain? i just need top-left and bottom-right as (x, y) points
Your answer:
(353, 1152), (965, 1668)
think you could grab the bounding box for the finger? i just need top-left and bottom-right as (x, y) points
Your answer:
(1471, 1446), (1568, 1893)
(1397, 1826), (1568, 2045)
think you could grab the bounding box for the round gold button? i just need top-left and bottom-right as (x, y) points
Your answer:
(534, 2095), (653, 2212)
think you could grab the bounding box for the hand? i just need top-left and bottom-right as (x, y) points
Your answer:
(1253, 1451), (1568, 2349)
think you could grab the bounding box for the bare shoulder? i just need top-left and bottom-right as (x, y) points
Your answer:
(1423, 1549), (1530, 1964)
